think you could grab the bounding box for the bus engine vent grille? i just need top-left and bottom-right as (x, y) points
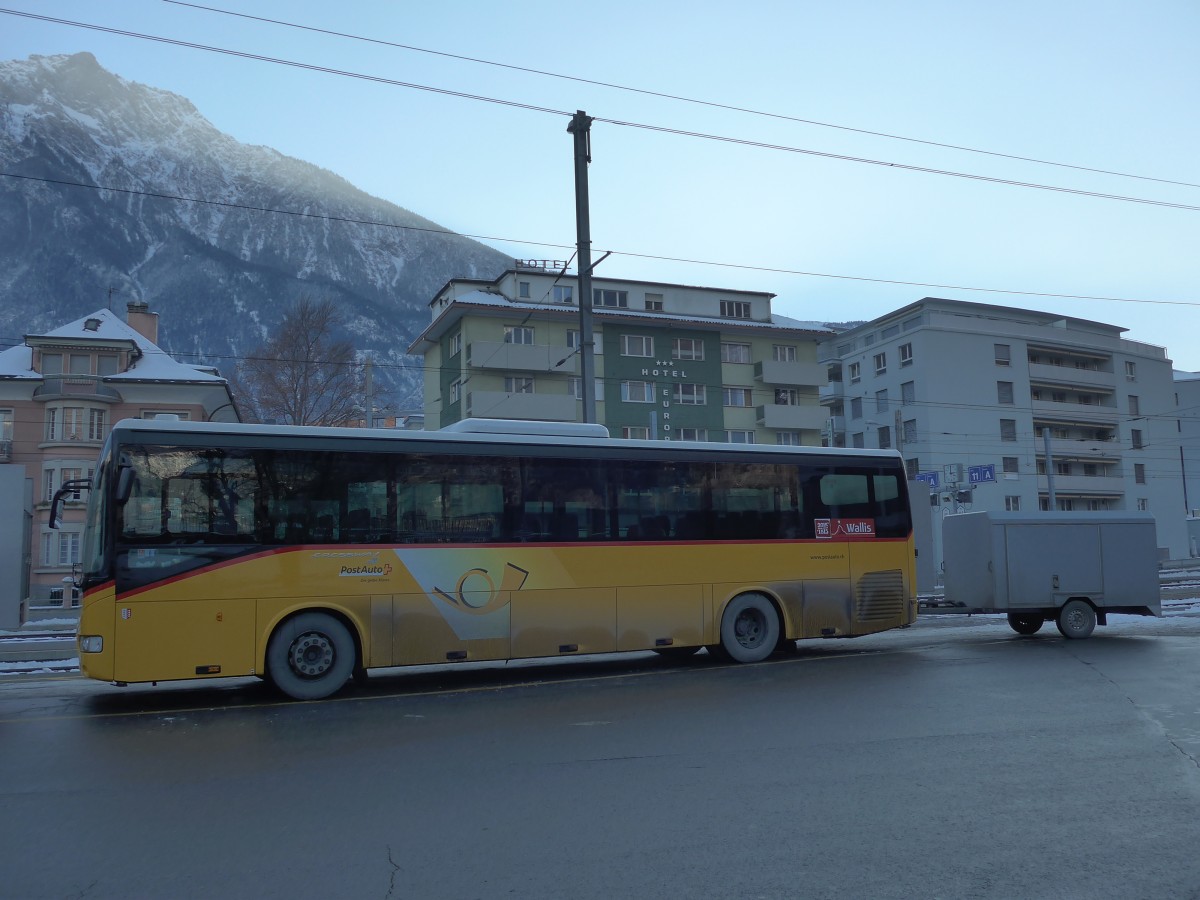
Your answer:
(855, 570), (906, 622)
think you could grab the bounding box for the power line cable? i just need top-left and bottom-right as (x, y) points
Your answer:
(4, 8), (1200, 215)
(163, 0), (1200, 192)
(3, 170), (1197, 309)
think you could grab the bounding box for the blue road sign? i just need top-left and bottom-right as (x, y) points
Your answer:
(968, 464), (996, 484)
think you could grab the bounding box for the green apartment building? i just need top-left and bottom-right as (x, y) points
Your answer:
(410, 264), (831, 444)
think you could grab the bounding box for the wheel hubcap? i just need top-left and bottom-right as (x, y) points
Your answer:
(735, 610), (765, 648)
(289, 631), (335, 678)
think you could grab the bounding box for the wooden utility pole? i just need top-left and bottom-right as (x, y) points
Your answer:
(567, 110), (597, 423)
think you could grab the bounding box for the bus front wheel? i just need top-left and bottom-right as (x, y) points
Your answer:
(266, 612), (357, 700)
(718, 593), (780, 664)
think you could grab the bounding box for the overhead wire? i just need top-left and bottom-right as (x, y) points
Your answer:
(163, 0), (1200, 192)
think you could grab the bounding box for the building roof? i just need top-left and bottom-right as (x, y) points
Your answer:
(0, 308), (226, 383)
(409, 290), (832, 354)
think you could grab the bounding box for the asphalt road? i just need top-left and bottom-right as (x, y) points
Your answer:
(2, 611), (1200, 900)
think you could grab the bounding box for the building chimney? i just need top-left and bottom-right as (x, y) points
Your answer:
(126, 300), (159, 344)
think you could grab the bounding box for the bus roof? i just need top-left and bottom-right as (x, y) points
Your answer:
(110, 417), (903, 461)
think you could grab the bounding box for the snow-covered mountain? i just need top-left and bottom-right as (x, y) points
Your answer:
(0, 52), (510, 404)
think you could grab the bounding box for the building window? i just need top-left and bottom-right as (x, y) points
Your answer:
(1002, 456), (1019, 474)
(721, 342), (751, 363)
(570, 377), (604, 400)
(1128, 395), (1140, 416)
(772, 344), (797, 362)
(848, 362), (861, 384)
(905, 458), (919, 478)
(1131, 428), (1144, 449)
(720, 300), (751, 319)
(622, 426), (650, 440)
(901, 381), (915, 406)
(1135, 463), (1146, 484)
(41, 352), (64, 375)
(567, 330), (581, 350)
(1125, 361), (1137, 381)
(775, 388), (798, 405)
(518, 281), (531, 299)
(723, 387), (753, 407)
(621, 334), (654, 357)
(877, 426), (891, 449)
(553, 285), (573, 304)
(449, 332), (462, 356)
(997, 381), (1014, 405)
(1000, 419), (1017, 442)
(875, 389), (889, 414)
(674, 384), (707, 405)
(622, 381), (654, 403)
(678, 428), (708, 441)
(725, 430), (756, 443)
(0, 409), (14, 444)
(850, 397), (863, 419)
(995, 344), (1011, 366)
(1005, 496), (1021, 511)
(899, 343), (913, 367)
(776, 432), (801, 446)
(69, 353), (91, 375)
(673, 338), (704, 361)
(594, 288), (629, 308)
(1135, 498), (1148, 510)
(903, 419), (917, 444)
(449, 380), (461, 404)
(1055, 461), (1071, 476)
(874, 352), (887, 374)
(504, 325), (534, 345)
(851, 432), (865, 449)
(503, 376), (534, 394)
(45, 406), (87, 442)
(644, 292), (664, 311)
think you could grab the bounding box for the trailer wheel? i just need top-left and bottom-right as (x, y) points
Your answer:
(1056, 600), (1096, 640)
(1007, 613), (1045, 636)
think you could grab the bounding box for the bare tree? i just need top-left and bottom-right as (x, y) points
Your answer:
(236, 296), (363, 425)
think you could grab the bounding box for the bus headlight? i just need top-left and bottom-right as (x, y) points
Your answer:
(79, 635), (103, 654)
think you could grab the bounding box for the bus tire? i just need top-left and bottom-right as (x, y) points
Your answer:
(266, 612), (357, 700)
(1007, 613), (1045, 636)
(719, 593), (780, 663)
(1055, 600), (1096, 640)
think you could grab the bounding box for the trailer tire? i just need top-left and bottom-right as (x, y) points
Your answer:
(1007, 613), (1045, 636)
(1056, 600), (1096, 640)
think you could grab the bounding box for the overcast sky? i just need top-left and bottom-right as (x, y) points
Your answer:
(4, 1), (1199, 368)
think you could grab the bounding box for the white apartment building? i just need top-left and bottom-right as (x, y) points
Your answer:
(411, 263), (831, 445)
(820, 298), (1188, 570)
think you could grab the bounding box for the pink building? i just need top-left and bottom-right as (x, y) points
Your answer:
(0, 302), (239, 626)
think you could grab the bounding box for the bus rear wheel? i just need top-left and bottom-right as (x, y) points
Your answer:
(266, 612), (357, 700)
(1007, 613), (1045, 635)
(719, 593), (780, 663)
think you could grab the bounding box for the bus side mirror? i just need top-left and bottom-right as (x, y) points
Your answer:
(117, 466), (135, 505)
(48, 478), (92, 530)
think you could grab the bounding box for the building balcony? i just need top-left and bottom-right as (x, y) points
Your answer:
(1028, 362), (1116, 390)
(32, 377), (122, 402)
(467, 341), (576, 374)
(465, 391), (578, 422)
(754, 360), (828, 388)
(819, 380), (845, 403)
(0, 440), (10, 462)
(1030, 399), (1118, 426)
(1037, 474), (1125, 496)
(756, 404), (829, 431)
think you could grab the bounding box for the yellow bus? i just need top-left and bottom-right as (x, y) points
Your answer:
(62, 417), (917, 699)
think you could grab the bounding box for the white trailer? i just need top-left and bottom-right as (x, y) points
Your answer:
(941, 511), (1161, 639)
